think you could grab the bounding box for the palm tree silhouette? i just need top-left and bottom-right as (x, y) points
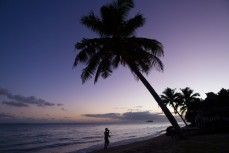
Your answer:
(161, 88), (188, 126)
(179, 87), (200, 116)
(74, 0), (184, 138)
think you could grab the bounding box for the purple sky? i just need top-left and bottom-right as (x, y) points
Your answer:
(0, 0), (229, 123)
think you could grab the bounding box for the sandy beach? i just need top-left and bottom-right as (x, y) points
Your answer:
(88, 133), (229, 153)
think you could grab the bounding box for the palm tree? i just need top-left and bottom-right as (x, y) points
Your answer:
(179, 87), (200, 116)
(74, 0), (184, 138)
(161, 88), (188, 126)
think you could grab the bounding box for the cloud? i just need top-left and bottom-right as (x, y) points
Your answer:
(122, 112), (161, 121)
(0, 112), (15, 119)
(0, 88), (9, 95)
(82, 111), (169, 122)
(2, 101), (29, 107)
(0, 87), (61, 107)
(83, 113), (121, 119)
(61, 108), (67, 111)
(114, 106), (143, 111)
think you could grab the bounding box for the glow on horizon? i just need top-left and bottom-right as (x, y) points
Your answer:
(0, 0), (229, 123)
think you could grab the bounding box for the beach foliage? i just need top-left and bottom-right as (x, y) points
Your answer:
(161, 88), (188, 126)
(186, 88), (229, 130)
(179, 87), (200, 116)
(163, 87), (229, 131)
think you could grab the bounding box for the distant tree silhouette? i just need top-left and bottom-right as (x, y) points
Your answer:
(179, 87), (200, 116)
(218, 88), (229, 105)
(185, 88), (229, 128)
(161, 88), (188, 126)
(162, 87), (229, 130)
(74, 0), (184, 138)
(185, 98), (203, 125)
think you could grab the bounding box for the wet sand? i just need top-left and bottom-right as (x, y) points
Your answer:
(88, 133), (229, 153)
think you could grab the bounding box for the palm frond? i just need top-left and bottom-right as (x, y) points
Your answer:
(180, 106), (187, 116)
(150, 55), (164, 71)
(116, 0), (134, 20)
(122, 14), (145, 36)
(73, 50), (87, 67)
(122, 38), (163, 73)
(192, 93), (200, 97)
(81, 52), (103, 83)
(81, 12), (104, 36)
(111, 55), (120, 69)
(100, 5), (118, 36)
(94, 55), (113, 83)
(74, 38), (101, 67)
(133, 38), (164, 57)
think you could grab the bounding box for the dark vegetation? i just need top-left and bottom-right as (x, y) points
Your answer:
(161, 88), (229, 133)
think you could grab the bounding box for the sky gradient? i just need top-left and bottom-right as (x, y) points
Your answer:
(0, 0), (229, 123)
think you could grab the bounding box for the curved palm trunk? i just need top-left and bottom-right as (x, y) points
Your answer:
(133, 69), (185, 139)
(171, 104), (188, 127)
(177, 111), (188, 127)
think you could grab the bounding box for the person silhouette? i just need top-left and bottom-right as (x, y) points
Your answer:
(104, 128), (110, 149)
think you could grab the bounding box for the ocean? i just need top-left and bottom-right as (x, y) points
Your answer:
(0, 122), (173, 153)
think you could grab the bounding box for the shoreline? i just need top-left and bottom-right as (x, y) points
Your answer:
(87, 132), (229, 153)
(81, 130), (166, 153)
(87, 133), (169, 153)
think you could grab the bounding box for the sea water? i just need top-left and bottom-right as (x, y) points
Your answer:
(0, 122), (172, 153)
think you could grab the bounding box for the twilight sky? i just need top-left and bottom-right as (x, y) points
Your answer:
(0, 0), (229, 123)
